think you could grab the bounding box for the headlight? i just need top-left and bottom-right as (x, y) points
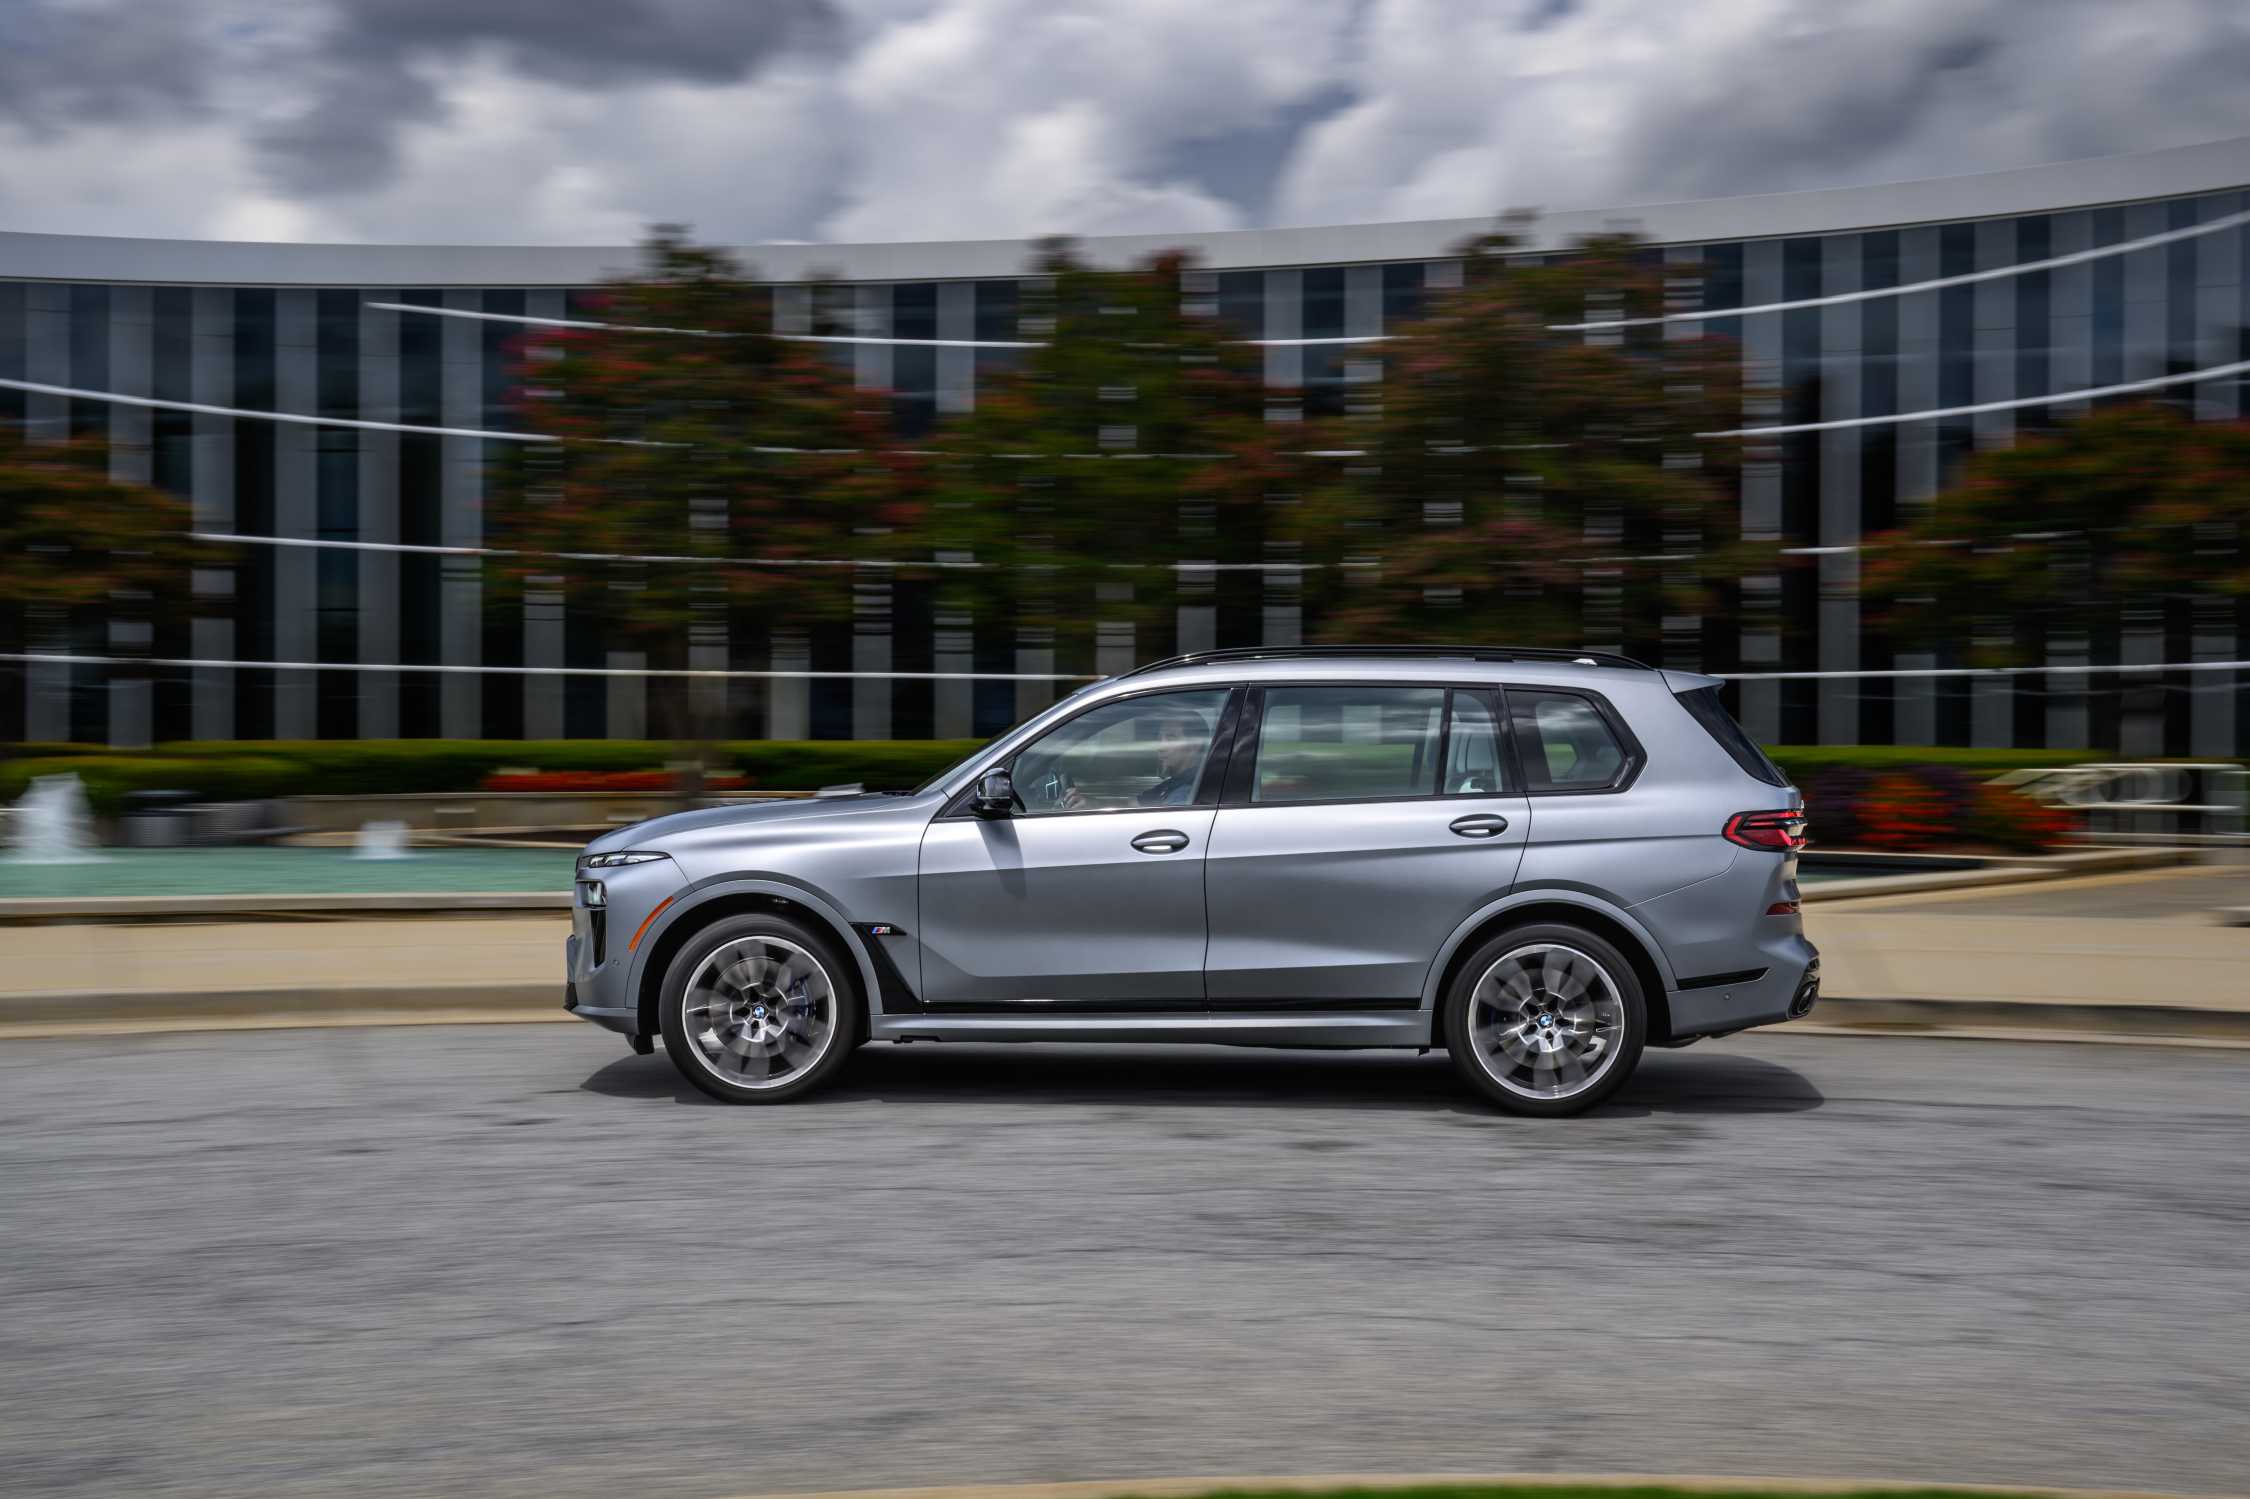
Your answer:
(579, 851), (669, 869)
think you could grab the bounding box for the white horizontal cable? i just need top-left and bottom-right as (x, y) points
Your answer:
(0, 652), (1100, 682)
(190, 532), (1320, 573)
(0, 376), (549, 443)
(1717, 660), (2250, 681)
(1696, 358), (2250, 438)
(20, 358), (2248, 453)
(370, 299), (1383, 348)
(10, 650), (2241, 684)
(1551, 204), (2250, 332)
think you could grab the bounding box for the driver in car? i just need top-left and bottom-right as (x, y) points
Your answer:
(1059, 710), (1209, 810)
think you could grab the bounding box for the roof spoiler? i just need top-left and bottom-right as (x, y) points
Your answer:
(1661, 669), (1726, 694)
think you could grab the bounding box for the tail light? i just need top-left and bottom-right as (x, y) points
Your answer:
(1725, 809), (1807, 851)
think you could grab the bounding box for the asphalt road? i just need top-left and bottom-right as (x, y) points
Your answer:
(4, 1027), (2248, 1499)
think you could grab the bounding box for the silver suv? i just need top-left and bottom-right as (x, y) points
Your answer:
(566, 646), (1818, 1116)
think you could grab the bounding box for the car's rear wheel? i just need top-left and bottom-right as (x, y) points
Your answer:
(659, 913), (860, 1104)
(1442, 922), (1646, 1116)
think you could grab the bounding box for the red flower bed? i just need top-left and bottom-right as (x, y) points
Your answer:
(480, 769), (747, 793)
(1802, 764), (2077, 853)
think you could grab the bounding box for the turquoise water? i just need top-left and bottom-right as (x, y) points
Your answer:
(0, 847), (577, 898)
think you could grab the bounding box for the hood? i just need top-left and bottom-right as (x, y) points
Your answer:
(583, 793), (928, 857)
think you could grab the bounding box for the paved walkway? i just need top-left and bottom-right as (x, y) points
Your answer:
(2, 866), (2244, 1030)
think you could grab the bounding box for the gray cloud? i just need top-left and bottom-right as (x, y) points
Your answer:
(0, 2), (211, 134)
(2, 0), (2248, 247)
(252, 0), (838, 194)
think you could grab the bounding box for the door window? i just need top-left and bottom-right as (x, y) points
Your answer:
(1253, 685), (1444, 803)
(1510, 689), (1633, 791)
(1442, 690), (1511, 795)
(1009, 689), (1230, 815)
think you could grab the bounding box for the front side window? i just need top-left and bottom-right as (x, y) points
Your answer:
(1009, 689), (1230, 815)
(1253, 686), (1444, 803)
(1510, 689), (1633, 791)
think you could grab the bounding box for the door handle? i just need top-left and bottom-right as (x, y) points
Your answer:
(1130, 829), (1191, 854)
(1448, 813), (1510, 839)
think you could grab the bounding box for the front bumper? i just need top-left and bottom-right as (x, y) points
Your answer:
(563, 977), (642, 1036)
(563, 856), (688, 1037)
(1666, 933), (1821, 1040)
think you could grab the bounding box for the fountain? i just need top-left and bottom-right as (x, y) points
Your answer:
(8, 774), (102, 863)
(353, 820), (414, 860)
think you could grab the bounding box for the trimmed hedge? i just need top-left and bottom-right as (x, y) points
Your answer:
(2, 737), (2231, 816)
(1, 740), (985, 814)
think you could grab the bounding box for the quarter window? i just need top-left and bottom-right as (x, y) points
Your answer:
(1253, 686), (1444, 803)
(1442, 691), (1511, 795)
(1510, 690), (1633, 791)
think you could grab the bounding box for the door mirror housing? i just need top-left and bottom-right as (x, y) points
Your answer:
(970, 768), (1017, 818)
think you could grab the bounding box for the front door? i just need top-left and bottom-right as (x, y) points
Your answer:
(916, 687), (1236, 1007)
(1204, 684), (1530, 1005)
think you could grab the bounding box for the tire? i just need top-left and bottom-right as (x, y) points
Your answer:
(1442, 922), (1646, 1117)
(659, 913), (862, 1104)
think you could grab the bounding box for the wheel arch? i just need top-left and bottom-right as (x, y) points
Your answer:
(1423, 891), (1678, 1046)
(630, 877), (878, 1039)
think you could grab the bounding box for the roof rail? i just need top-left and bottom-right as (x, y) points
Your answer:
(1118, 644), (1653, 679)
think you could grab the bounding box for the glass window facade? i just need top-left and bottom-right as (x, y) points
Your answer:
(4, 163), (2245, 752)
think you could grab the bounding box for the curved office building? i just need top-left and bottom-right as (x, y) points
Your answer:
(3, 135), (2247, 752)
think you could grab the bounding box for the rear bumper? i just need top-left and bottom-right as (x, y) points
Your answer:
(1666, 933), (1820, 1040)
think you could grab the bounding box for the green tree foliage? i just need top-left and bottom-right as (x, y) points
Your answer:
(921, 241), (1293, 667)
(1292, 228), (1747, 651)
(1863, 402), (2250, 664)
(485, 228), (925, 732)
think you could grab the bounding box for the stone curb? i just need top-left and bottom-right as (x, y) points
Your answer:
(707, 1472), (2244, 1499)
(3, 986), (2247, 1047)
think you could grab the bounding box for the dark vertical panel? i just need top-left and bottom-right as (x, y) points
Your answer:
(1858, 230), (1901, 744)
(2091, 207), (2125, 388)
(481, 290), (525, 740)
(68, 284), (109, 439)
(316, 289), (361, 739)
(232, 289), (276, 739)
(1779, 238), (1822, 743)
(1934, 224), (1977, 745)
(1381, 263), (1425, 327)
(396, 291), (443, 736)
(1302, 266), (1346, 418)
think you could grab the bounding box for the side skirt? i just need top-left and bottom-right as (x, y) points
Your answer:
(867, 1011), (1435, 1048)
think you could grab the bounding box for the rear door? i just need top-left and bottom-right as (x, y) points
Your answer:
(1203, 683), (1529, 1006)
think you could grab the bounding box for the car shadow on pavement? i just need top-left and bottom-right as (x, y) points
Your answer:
(579, 1041), (1823, 1116)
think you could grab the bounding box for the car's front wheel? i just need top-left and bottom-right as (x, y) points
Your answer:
(659, 913), (860, 1104)
(1442, 922), (1646, 1116)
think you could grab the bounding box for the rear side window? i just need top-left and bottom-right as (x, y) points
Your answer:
(1254, 685), (1443, 802)
(1675, 685), (1789, 787)
(1509, 689), (1634, 792)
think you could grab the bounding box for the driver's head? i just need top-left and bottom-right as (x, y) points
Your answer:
(1153, 711), (1207, 777)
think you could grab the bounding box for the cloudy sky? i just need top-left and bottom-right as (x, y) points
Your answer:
(3, 0), (2248, 248)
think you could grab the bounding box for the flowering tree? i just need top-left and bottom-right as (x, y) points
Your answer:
(1292, 228), (1747, 654)
(920, 241), (1295, 670)
(1863, 402), (2250, 663)
(0, 430), (212, 738)
(485, 228), (926, 740)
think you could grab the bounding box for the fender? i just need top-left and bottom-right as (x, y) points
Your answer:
(624, 871), (886, 1023)
(1418, 885), (1683, 1012)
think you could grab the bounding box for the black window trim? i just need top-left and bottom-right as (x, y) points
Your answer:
(935, 683), (1244, 821)
(1217, 679), (1522, 811)
(1501, 682), (1646, 796)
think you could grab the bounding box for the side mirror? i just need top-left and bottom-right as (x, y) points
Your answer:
(970, 768), (1017, 818)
